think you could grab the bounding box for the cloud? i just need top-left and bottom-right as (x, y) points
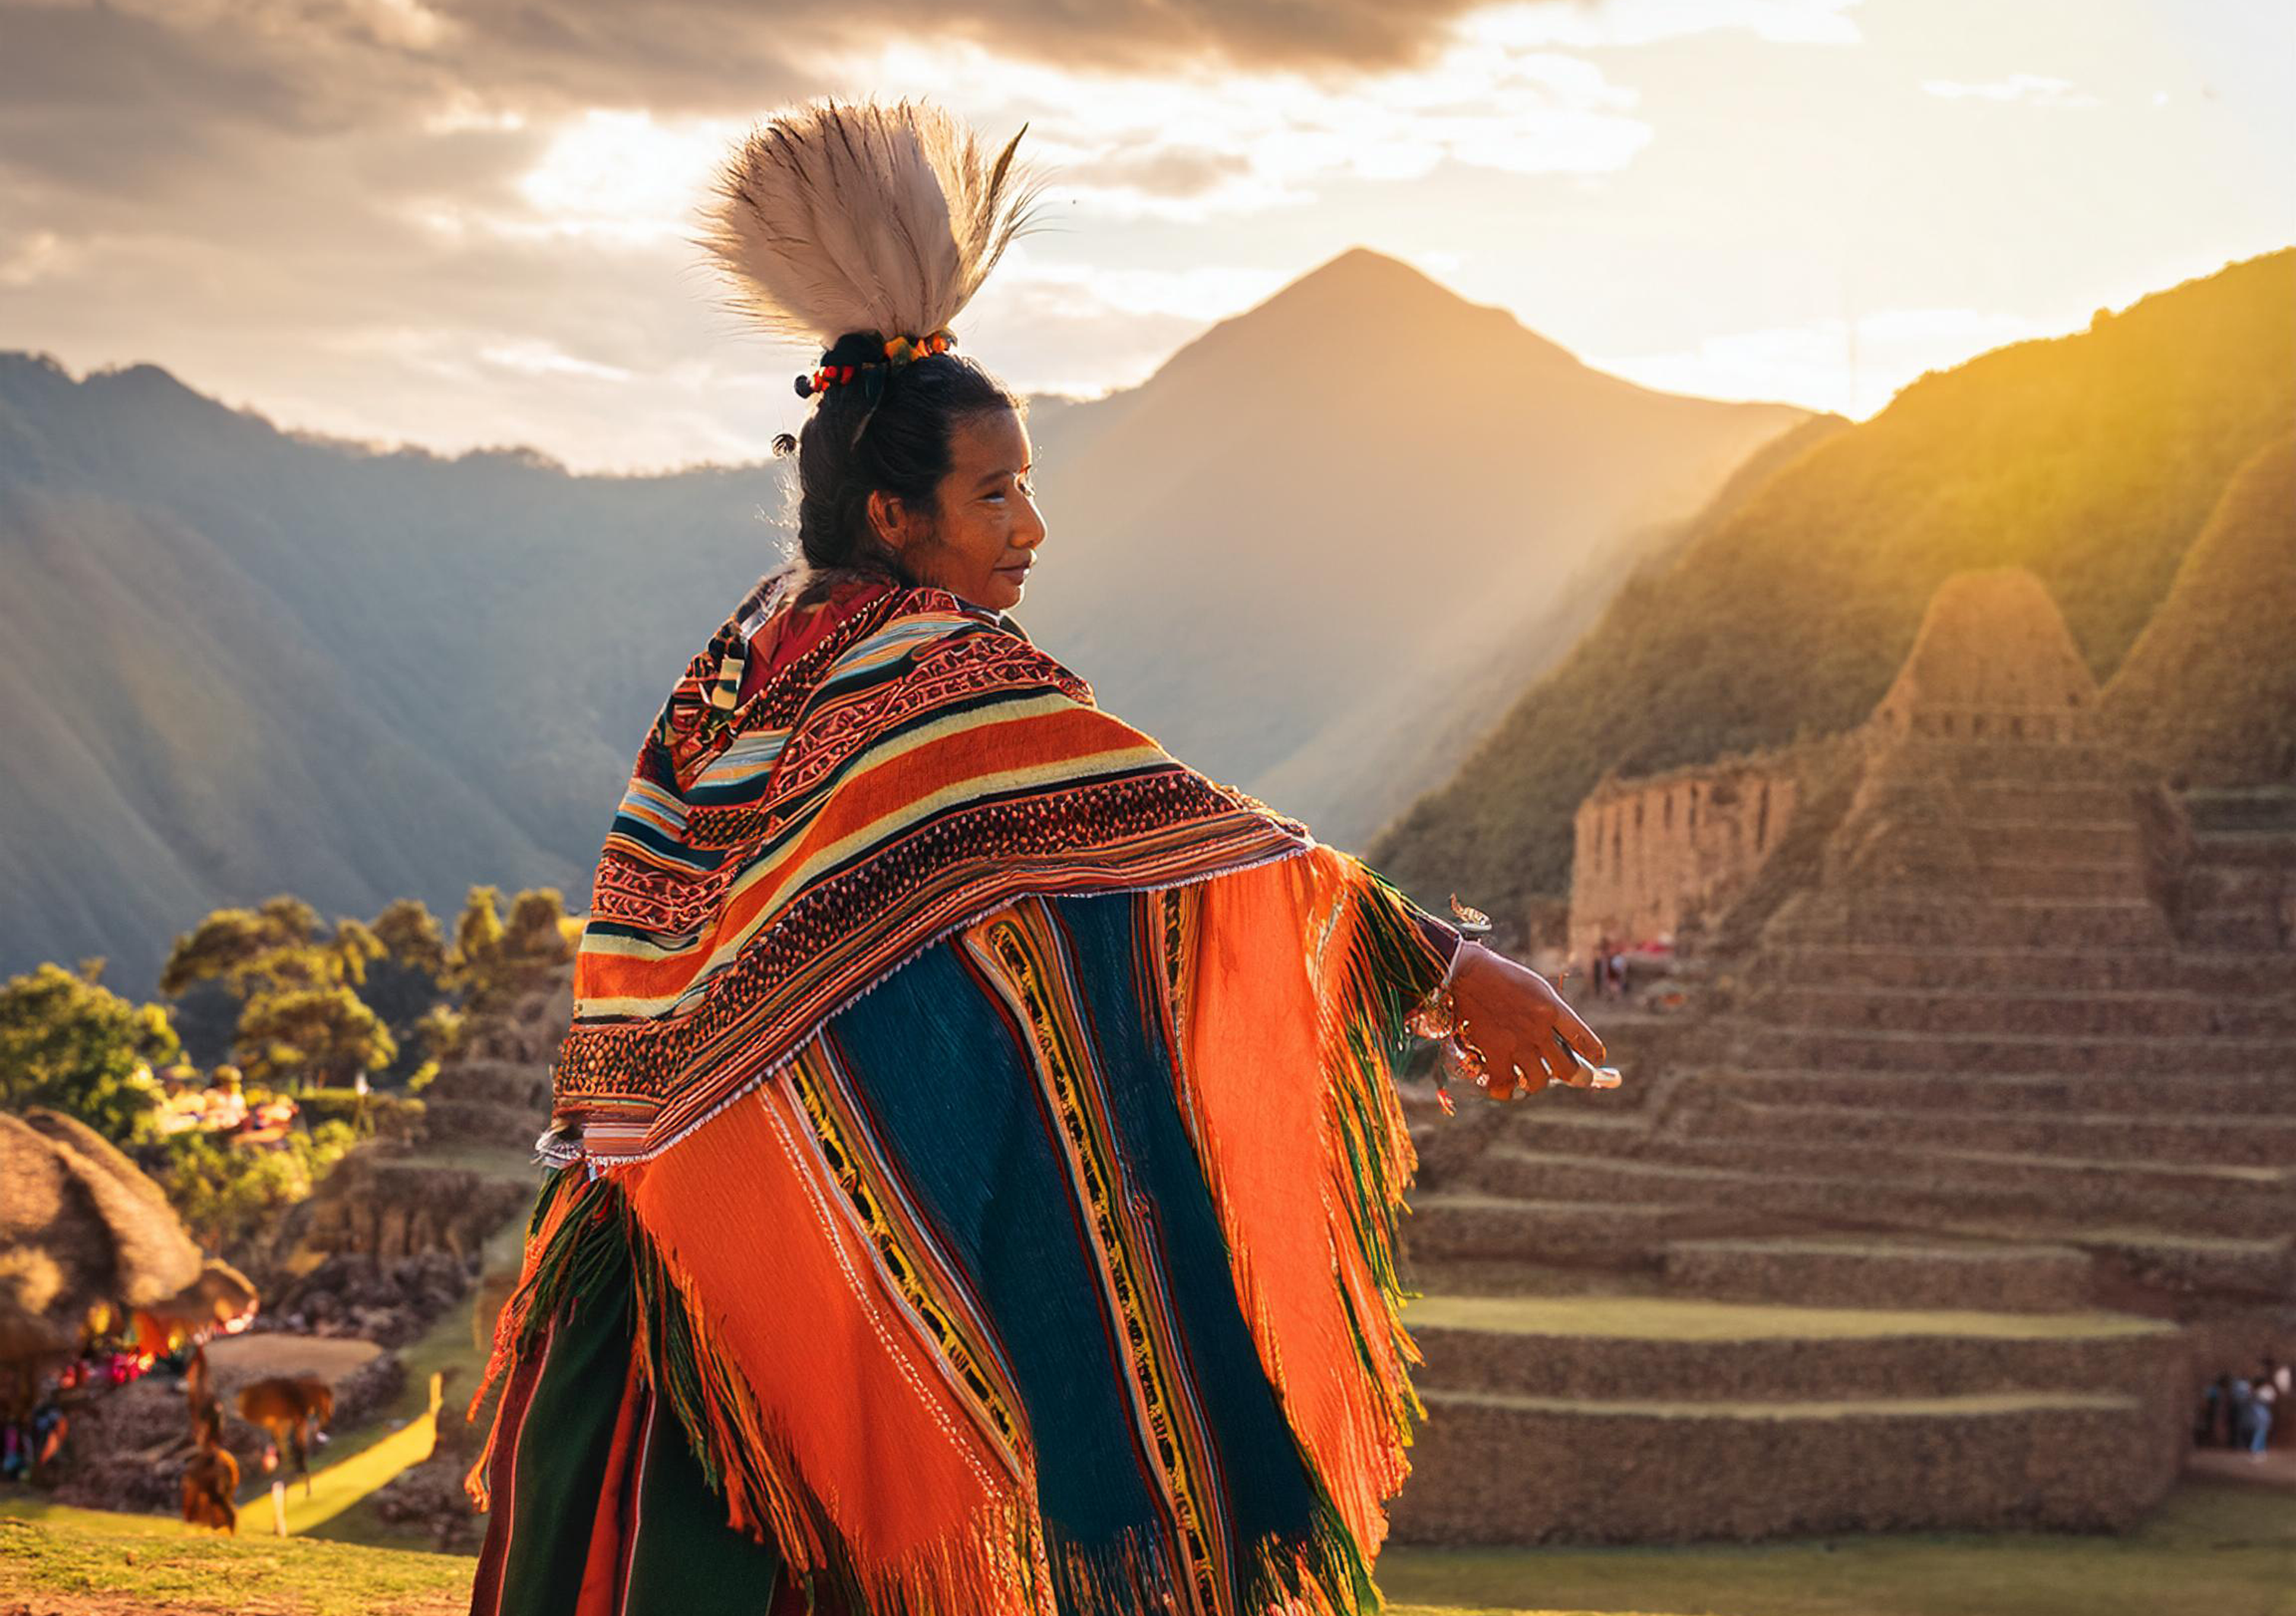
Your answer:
(1921, 74), (2102, 108)
(0, 0), (1905, 473)
(1462, 0), (1864, 49)
(819, 31), (1650, 225)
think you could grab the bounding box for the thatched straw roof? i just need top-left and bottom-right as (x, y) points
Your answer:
(0, 1109), (209, 1362)
(149, 1259), (260, 1331)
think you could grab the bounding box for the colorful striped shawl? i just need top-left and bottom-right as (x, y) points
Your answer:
(476, 568), (1470, 1616)
(550, 569), (1320, 1167)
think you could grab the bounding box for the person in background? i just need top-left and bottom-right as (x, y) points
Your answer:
(2250, 1358), (2282, 1459)
(2196, 1373), (2231, 1447)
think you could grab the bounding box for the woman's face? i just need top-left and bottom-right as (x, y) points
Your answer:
(873, 406), (1045, 614)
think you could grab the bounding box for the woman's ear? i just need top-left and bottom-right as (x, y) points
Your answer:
(865, 489), (915, 553)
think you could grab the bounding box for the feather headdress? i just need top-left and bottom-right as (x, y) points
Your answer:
(695, 97), (1047, 349)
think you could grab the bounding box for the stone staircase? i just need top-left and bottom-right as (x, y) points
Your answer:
(1388, 729), (2296, 1543)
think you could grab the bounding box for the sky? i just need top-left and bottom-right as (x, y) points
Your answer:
(1, 0), (2289, 475)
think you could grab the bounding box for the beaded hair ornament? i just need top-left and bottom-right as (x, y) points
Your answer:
(796, 327), (957, 407)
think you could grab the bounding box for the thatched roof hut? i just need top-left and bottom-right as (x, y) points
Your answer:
(0, 1109), (254, 1366)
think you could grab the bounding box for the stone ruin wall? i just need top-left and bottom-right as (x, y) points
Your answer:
(1566, 750), (1808, 964)
(1565, 569), (2126, 964)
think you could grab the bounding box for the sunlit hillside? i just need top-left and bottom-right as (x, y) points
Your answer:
(2104, 428), (2296, 788)
(1371, 248), (2296, 926)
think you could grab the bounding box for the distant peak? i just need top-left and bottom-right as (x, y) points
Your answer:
(1292, 245), (1455, 300)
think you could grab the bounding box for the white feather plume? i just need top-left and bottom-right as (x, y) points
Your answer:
(694, 96), (1049, 349)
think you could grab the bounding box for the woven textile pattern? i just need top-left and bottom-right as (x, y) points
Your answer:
(465, 571), (1460, 1616)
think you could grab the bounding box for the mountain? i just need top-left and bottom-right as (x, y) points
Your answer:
(0, 250), (1807, 990)
(0, 358), (791, 989)
(2104, 428), (2296, 788)
(1017, 247), (1811, 844)
(1370, 248), (2296, 929)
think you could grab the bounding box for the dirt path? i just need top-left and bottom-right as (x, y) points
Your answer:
(2184, 1447), (2296, 1487)
(200, 1337), (381, 1385)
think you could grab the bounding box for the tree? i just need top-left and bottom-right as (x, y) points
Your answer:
(450, 885), (575, 1012)
(502, 888), (574, 968)
(364, 900), (453, 1079)
(233, 987), (396, 1093)
(154, 1120), (358, 1257)
(449, 885), (510, 1010)
(372, 899), (448, 979)
(328, 918), (386, 988)
(0, 963), (180, 1143)
(451, 886), (505, 980)
(416, 1004), (468, 1065)
(160, 909), (282, 999)
(161, 897), (341, 1002)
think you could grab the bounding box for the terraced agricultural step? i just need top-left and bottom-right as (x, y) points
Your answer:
(1744, 984), (2272, 1039)
(1471, 1145), (2285, 1239)
(1960, 820), (2151, 863)
(1727, 1022), (2296, 1078)
(1954, 779), (2150, 820)
(1933, 1221), (2296, 1299)
(1765, 896), (2173, 950)
(1387, 1386), (2177, 1545)
(2183, 787), (2296, 834)
(1659, 1235), (2095, 1311)
(2182, 906), (2289, 951)
(1400, 1192), (1703, 1268)
(1964, 860), (2155, 902)
(1507, 1113), (2296, 1215)
(1751, 943), (2296, 996)
(1405, 1182), (2295, 1298)
(1402, 1293), (2177, 1403)
(1700, 1067), (2296, 1117)
(413, 1097), (543, 1148)
(1684, 1096), (2296, 1169)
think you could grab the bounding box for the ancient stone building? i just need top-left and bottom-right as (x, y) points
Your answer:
(1568, 754), (1804, 961)
(1569, 568), (2114, 957)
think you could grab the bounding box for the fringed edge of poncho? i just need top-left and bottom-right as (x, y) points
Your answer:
(461, 843), (1453, 1616)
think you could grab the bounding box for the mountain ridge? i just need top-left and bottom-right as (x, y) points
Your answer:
(1368, 246), (2296, 930)
(0, 247), (1810, 988)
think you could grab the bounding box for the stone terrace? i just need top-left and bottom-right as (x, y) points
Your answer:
(1389, 569), (2296, 1545)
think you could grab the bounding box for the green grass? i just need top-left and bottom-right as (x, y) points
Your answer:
(4, 1477), (2288, 1615)
(0, 1503), (471, 1614)
(1377, 1476), (2296, 1616)
(1400, 1294), (2176, 1341)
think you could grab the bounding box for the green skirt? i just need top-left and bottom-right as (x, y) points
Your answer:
(464, 1180), (835, 1616)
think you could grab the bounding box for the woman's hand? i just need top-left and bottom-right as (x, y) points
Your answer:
(1444, 942), (1616, 1101)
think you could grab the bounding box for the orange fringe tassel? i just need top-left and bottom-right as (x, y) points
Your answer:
(1174, 844), (1444, 1559)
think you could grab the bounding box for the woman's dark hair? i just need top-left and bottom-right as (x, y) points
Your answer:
(770, 333), (1024, 605)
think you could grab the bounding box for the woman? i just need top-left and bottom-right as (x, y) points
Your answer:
(462, 97), (1614, 1616)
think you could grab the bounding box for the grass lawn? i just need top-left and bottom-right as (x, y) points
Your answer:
(4, 1475), (2288, 1615)
(1375, 1475), (2296, 1616)
(0, 1501), (472, 1615)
